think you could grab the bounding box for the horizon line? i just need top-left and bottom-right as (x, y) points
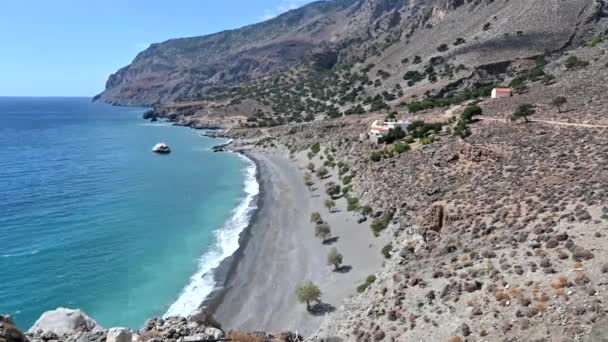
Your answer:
(0, 95), (94, 98)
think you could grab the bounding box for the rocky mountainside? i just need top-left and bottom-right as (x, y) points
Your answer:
(95, 0), (359, 105)
(97, 0), (606, 114)
(220, 33), (608, 340)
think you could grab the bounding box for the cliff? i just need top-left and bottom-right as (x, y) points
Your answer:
(96, 0), (607, 130)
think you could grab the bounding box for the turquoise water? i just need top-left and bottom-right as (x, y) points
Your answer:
(0, 97), (256, 329)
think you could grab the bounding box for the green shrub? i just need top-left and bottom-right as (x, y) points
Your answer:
(380, 126), (406, 144)
(316, 167), (329, 179)
(453, 37), (466, 46)
(325, 182), (341, 198)
(360, 205), (373, 216)
(409, 120), (445, 139)
(338, 164), (349, 176)
(370, 151), (382, 162)
(310, 212), (322, 224)
(528, 66), (545, 81)
(357, 275), (377, 293)
(382, 243), (393, 259)
(551, 96), (567, 112)
(565, 56), (589, 70)
(394, 142), (410, 154)
(310, 142), (321, 154)
(347, 196), (360, 212)
(453, 105), (482, 138)
(437, 44), (449, 52)
(342, 175), (353, 185)
(589, 35), (604, 47)
(511, 103), (536, 122)
(370, 211), (394, 237)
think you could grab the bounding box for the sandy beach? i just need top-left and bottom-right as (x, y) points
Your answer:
(210, 148), (388, 336)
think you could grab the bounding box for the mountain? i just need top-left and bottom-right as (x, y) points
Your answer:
(96, 0), (607, 123)
(95, 0), (359, 106)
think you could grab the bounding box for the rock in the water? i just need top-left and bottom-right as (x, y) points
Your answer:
(107, 328), (132, 342)
(28, 308), (103, 336)
(0, 315), (27, 342)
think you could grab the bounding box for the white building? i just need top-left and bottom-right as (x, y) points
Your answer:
(368, 119), (411, 143)
(491, 88), (513, 99)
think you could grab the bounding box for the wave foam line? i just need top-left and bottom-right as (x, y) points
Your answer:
(164, 153), (258, 317)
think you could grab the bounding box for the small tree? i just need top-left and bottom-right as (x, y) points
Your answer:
(315, 222), (332, 243)
(304, 173), (314, 190)
(307, 162), (315, 172)
(316, 167), (329, 179)
(310, 212), (322, 224)
(360, 205), (373, 217)
(381, 243), (393, 259)
(565, 56), (579, 70)
(551, 96), (567, 113)
(324, 199), (336, 213)
(347, 196), (360, 212)
(296, 281), (322, 311)
(511, 103), (536, 122)
(327, 247), (343, 271)
(326, 182), (341, 199)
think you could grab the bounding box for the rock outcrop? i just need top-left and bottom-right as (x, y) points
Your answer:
(18, 308), (235, 342)
(27, 308), (103, 336)
(0, 316), (26, 342)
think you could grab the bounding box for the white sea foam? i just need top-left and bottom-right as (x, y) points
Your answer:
(137, 122), (174, 127)
(164, 153), (259, 317)
(1, 249), (39, 258)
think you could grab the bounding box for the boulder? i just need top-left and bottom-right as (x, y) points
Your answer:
(204, 327), (224, 340)
(0, 315), (27, 342)
(180, 333), (210, 342)
(107, 328), (132, 342)
(28, 308), (103, 336)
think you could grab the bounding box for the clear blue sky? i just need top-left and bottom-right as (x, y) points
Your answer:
(0, 0), (314, 97)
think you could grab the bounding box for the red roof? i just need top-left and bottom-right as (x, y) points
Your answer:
(494, 88), (512, 93)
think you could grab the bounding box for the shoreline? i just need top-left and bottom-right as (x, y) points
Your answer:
(163, 136), (260, 318)
(204, 143), (387, 335)
(198, 149), (264, 314)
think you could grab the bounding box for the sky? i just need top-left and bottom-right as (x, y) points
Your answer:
(0, 0), (314, 97)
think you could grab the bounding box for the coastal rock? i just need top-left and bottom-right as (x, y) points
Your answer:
(0, 316), (27, 342)
(204, 327), (224, 339)
(179, 333), (210, 342)
(28, 308), (103, 336)
(189, 309), (222, 328)
(106, 328), (131, 342)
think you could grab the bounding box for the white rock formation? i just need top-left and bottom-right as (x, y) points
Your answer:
(107, 327), (132, 342)
(27, 308), (103, 336)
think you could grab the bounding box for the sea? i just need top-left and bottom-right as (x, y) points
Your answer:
(0, 97), (258, 329)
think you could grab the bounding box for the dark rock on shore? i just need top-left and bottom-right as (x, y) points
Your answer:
(0, 316), (26, 342)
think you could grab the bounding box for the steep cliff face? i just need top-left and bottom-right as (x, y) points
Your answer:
(97, 0), (605, 109)
(95, 0), (361, 105)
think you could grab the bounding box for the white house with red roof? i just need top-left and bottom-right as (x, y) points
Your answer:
(368, 119), (411, 142)
(491, 88), (513, 99)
